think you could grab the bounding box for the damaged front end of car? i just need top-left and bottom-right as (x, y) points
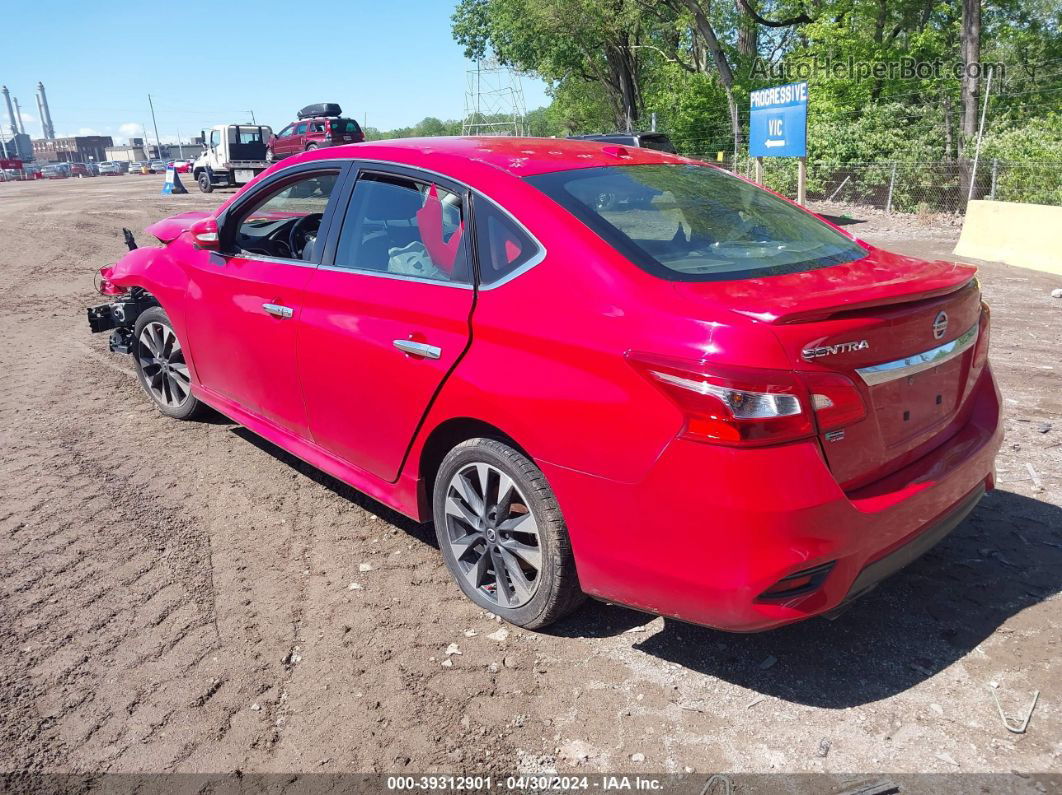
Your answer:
(86, 228), (156, 354)
(86, 284), (157, 354)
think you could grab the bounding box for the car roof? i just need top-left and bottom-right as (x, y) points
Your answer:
(283, 136), (692, 178)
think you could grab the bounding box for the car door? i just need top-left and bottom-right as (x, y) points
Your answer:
(291, 122), (308, 153)
(183, 163), (348, 438)
(273, 124), (294, 158)
(298, 166), (475, 481)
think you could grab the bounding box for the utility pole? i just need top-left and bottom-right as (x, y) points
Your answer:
(967, 65), (993, 204)
(147, 94), (163, 159)
(247, 110), (257, 125)
(176, 128), (184, 159)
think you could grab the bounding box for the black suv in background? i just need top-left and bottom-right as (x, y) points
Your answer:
(568, 132), (677, 153)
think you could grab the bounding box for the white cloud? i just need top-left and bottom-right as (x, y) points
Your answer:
(119, 122), (144, 138)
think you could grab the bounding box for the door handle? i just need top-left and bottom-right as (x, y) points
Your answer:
(393, 339), (442, 359)
(262, 303), (294, 318)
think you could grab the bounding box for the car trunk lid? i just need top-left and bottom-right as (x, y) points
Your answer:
(675, 248), (983, 488)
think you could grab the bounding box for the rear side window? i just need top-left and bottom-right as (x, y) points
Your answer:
(526, 164), (865, 281)
(472, 197), (541, 286)
(294, 122), (308, 135)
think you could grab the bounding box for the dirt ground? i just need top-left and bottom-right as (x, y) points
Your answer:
(0, 176), (1059, 778)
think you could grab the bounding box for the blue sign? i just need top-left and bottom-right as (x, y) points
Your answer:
(749, 81), (807, 158)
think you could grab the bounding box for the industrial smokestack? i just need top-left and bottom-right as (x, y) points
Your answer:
(35, 93), (46, 137)
(1, 86), (17, 138)
(36, 82), (55, 139)
(13, 98), (25, 134)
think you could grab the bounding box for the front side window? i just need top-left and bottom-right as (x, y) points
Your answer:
(333, 173), (469, 284)
(277, 124), (293, 138)
(230, 171), (339, 261)
(526, 164), (866, 281)
(209, 130), (221, 149)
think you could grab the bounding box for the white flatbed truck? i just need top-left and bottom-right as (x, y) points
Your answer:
(192, 124), (273, 193)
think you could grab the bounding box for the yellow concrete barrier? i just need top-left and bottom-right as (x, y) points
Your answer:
(954, 200), (1062, 276)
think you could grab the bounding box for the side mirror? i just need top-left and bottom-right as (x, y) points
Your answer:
(190, 217), (220, 250)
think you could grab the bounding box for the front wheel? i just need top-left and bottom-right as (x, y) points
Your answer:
(133, 307), (206, 420)
(197, 172), (213, 193)
(433, 438), (585, 629)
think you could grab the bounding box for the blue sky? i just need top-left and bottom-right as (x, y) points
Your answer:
(1, 1), (550, 145)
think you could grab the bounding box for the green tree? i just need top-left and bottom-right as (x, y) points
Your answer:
(453, 0), (649, 130)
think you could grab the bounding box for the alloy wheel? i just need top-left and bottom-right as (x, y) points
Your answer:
(442, 462), (542, 608)
(137, 321), (191, 408)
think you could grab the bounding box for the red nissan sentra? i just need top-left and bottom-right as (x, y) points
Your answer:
(87, 138), (1001, 631)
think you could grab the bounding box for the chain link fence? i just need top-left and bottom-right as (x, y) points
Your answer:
(676, 149), (1062, 214)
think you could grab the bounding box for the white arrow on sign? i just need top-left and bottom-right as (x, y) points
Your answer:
(765, 139), (786, 148)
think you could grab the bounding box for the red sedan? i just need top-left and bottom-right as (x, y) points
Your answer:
(87, 138), (1001, 631)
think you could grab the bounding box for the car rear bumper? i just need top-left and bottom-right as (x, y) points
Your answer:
(540, 365), (1002, 632)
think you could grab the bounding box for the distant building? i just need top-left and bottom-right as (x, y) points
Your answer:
(106, 144), (150, 163)
(32, 135), (113, 163)
(107, 139), (202, 162)
(0, 133), (33, 161)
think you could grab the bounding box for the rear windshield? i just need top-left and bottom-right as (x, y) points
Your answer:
(234, 127), (267, 144)
(525, 164), (866, 281)
(329, 118), (362, 136)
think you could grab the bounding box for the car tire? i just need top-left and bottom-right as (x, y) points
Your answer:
(266, 150), (275, 163)
(197, 172), (213, 193)
(305, 144), (319, 151)
(433, 438), (585, 629)
(132, 307), (206, 421)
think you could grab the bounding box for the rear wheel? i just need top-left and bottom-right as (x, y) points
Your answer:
(197, 172), (213, 193)
(433, 438), (585, 629)
(133, 307), (205, 420)
(305, 144), (319, 151)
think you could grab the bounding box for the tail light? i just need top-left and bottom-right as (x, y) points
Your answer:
(627, 352), (866, 447)
(973, 301), (991, 369)
(802, 371), (866, 431)
(627, 352), (813, 446)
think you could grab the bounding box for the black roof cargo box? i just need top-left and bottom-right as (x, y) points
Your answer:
(297, 103), (342, 119)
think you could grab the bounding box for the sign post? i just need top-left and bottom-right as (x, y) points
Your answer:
(749, 81), (808, 204)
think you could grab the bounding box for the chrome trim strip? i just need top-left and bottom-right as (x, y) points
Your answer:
(234, 252), (319, 269)
(317, 264), (474, 289)
(856, 323), (979, 386)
